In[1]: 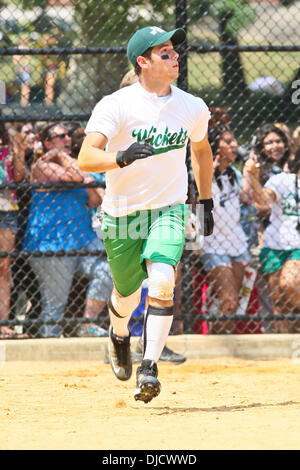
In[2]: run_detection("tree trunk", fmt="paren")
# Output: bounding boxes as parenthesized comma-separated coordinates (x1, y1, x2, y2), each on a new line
(219, 12, 247, 98)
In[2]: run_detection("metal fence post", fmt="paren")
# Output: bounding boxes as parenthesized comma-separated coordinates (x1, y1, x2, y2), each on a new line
(175, 0, 188, 92)
(175, 0, 194, 330)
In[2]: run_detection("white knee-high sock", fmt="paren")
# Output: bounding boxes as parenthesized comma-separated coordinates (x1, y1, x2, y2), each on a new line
(143, 305, 173, 363)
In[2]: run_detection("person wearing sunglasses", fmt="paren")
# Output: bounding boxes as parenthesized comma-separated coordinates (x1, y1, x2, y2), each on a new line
(43, 123, 72, 154)
(22, 122, 113, 339)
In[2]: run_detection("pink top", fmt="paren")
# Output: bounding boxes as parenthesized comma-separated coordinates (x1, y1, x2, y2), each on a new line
(0, 146, 19, 211)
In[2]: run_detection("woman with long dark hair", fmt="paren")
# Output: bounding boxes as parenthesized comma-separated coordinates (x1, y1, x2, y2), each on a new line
(244, 147, 300, 332)
(242, 124, 290, 231)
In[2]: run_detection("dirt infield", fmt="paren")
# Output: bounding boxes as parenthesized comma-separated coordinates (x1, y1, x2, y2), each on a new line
(0, 358, 299, 450)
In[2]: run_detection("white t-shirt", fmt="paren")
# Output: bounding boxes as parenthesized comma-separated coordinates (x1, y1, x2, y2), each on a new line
(263, 172, 300, 250)
(201, 168, 248, 256)
(85, 81, 210, 216)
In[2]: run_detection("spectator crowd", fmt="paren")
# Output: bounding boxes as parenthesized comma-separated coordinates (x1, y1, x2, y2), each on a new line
(1, 99, 300, 339)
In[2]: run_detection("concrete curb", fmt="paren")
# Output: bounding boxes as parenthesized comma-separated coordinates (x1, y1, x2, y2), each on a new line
(1, 334, 300, 362)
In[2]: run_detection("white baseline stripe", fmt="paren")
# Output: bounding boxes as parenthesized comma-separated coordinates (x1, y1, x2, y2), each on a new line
(0, 343, 6, 363)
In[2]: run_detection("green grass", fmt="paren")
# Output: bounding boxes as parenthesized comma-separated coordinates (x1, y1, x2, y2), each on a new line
(186, 49, 300, 142)
(241, 51, 299, 85)
(187, 51, 299, 92)
(188, 52, 223, 90)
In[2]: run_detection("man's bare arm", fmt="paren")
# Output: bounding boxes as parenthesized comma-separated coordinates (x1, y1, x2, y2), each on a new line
(190, 134, 213, 199)
(78, 132, 119, 173)
(190, 134, 214, 236)
(78, 132, 155, 172)
(243, 159, 276, 206)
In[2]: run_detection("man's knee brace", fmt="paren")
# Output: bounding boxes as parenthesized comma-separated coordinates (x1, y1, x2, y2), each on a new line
(146, 261, 175, 301)
(108, 286, 142, 318)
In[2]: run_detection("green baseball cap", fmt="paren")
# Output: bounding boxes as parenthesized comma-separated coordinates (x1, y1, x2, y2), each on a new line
(127, 26, 186, 66)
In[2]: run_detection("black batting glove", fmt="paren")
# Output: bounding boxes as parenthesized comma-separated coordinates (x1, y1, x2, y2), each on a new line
(116, 142, 155, 168)
(199, 198, 214, 236)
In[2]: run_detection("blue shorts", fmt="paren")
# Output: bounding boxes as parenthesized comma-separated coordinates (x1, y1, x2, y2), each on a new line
(201, 250, 250, 271)
(0, 211, 18, 234)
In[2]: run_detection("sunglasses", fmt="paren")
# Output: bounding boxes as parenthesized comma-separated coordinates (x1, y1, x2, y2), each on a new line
(50, 132, 69, 140)
(23, 129, 35, 135)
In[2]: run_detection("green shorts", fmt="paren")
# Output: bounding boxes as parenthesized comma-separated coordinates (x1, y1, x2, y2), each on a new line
(260, 247, 300, 274)
(101, 204, 188, 296)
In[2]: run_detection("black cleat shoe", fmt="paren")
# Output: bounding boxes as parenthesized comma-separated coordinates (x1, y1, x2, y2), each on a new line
(159, 345, 186, 364)
(134, 359, 161, 403)
(132, 338, 186, 364)
(108, 326, 132, 381)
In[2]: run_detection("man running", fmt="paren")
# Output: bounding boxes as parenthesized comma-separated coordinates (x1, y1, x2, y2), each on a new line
(78, 25, 214, 403)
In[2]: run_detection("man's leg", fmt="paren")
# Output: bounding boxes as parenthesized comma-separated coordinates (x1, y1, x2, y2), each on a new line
(134, 205, 187, 402)
(108, 285, 142, 381)
(134, 261, 175, 403)
(101, 211, 149, 380)
(133, 285, 186, 364)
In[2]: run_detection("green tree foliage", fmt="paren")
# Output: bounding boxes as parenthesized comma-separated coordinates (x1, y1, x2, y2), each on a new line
(189, 0, 256, 95)
(209, 0, 256, 40)
(6, 1, 257, 101)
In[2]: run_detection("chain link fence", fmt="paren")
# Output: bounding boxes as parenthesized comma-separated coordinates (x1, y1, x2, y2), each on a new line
(0, 0, 300, 339)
